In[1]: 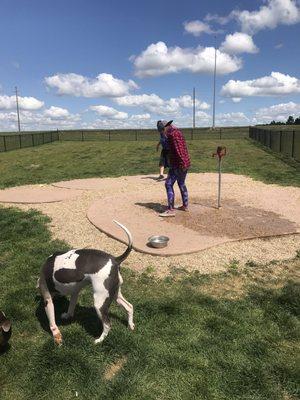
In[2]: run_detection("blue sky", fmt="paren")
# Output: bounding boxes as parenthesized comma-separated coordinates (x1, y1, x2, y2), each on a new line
(1, 0, 300, 130)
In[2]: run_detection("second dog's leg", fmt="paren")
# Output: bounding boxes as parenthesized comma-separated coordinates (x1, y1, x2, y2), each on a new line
(116, 291, 135, 330)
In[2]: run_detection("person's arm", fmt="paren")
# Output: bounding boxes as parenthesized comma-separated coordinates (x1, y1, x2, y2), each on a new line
(156, 141, 161, 152)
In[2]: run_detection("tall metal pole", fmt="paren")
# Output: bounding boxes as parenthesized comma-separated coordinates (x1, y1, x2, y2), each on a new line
(193, 87, 195, 129)
(15, 86, 21, 132)
(212, 37, 217, 130)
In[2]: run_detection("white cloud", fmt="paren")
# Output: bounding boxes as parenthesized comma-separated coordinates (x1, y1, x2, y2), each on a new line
(233, 0, 300, 35)
(90, 105, 128, 120)
(220, 32, 258, 54)
(232, 97, 242, 103)
(253, 101, 300, 123)
(275, 43, 284, 49)
(45, 73, 138, 98)
(221, 72, 300, 98)
(217, 112, 249, 125)
(44, 106, 70, 119)
(0, 95, 44, 110)
(183, 20, 221, 36)
(114, 93, 210, 115)
(0, 108, 81, 131)
(205, 0, 300, 35)
(130, 113, 151, 120)
(131, 41, 242, 78)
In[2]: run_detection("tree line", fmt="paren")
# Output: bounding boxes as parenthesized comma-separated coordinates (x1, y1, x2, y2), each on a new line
(269, 115, 300, 125)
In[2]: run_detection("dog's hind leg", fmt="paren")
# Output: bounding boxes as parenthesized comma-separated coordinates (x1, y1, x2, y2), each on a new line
(93, 292, 112, 344)
(39, 277, 62, 345)
(116, 290, 135, 331)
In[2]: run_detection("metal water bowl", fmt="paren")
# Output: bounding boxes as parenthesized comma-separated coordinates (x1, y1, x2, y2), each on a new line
(148, 235, 169, 248)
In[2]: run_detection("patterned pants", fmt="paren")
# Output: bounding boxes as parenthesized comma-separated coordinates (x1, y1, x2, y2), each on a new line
(165, 168, 188, 209)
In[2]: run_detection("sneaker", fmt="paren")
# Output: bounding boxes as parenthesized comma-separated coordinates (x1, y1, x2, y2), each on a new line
(159, 209, 175, 217)
(176, 205, 189, 211)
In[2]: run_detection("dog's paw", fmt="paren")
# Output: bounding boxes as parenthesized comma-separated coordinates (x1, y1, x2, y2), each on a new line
(61, 312, 72, 320)
(129, 323, 135, 331)
(54, 332, 63, 346)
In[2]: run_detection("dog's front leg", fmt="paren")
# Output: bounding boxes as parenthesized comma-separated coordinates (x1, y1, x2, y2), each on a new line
(61, 289, 80, 321)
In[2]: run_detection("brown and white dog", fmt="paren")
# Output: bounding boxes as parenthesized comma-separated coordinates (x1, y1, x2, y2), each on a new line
(38, 221, 134, 345)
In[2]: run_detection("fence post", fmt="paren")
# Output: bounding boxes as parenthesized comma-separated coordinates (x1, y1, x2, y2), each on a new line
(279, 130, 282, 153)
(42, 132, 45, 144)
(50, 131, 53, 142)
(219, 128, 222, 140)
(3, 136, 7, 152)
(57, 128, 60, 141)
(108, 130, 111, 141)
(135, 130, 138, 141)
(191, 128, 194, 140)
(32, 134, 34, 146)
(81, 131, 84, 141)
(292, 130, 295, 158)
(19, 134, 22, 148)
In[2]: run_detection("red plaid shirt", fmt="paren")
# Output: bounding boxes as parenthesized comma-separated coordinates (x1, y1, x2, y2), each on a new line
(166, 126, 191, 170)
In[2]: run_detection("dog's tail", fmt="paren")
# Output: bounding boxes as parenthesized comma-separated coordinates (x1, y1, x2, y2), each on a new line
(114, 220, 133, 264)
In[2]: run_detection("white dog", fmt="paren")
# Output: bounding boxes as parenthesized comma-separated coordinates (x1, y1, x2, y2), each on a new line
(38, 221, 134, 345)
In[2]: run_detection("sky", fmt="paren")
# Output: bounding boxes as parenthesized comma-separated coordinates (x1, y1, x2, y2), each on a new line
(1, 0, 300, 131)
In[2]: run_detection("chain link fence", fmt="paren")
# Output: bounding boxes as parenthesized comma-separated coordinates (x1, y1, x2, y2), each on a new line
(58, 126, 249, 141)
(0, 131, 59, 152)
(249, 127, 300, 161)
(0, 126, 249, 152)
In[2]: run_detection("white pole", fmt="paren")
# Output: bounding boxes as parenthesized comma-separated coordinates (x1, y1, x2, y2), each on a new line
(218, 156, 221, 208)
(15, 86, 21, 132)
(193, 87, 195, 129)
(212, 37, 217, 130)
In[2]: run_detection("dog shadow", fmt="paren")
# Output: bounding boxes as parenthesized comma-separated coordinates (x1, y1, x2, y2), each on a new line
(0, 343, 11, 355)
(135, 202, 166, 214)
(35, 295, 128, 339)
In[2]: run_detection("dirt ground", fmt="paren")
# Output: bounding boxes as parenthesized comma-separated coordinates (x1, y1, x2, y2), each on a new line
(1, 173, 300, 276)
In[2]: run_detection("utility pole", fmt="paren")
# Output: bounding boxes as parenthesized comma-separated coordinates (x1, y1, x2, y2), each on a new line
(15, 86, 21, 132)
(212, 36, 217, 130)
(193, 87, 195, 129)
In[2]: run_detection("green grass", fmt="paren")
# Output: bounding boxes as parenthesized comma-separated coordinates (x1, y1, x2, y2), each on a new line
(0, 207, 299, 400)
(0, 138, 299, 188)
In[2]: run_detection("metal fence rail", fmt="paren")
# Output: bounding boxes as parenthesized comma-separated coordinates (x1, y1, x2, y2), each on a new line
(58, 126, 249, 142)
(249, 127, 300, 161)
(0, 131, 59, 152)
(0, 126, 249, 153)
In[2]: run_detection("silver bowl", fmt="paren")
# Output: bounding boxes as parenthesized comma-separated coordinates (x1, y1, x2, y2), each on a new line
(148, 235, 169, 248)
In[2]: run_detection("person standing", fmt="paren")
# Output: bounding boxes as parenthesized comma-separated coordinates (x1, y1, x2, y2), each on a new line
(158, 120, 191, 217)
(156, 120, 170, 180)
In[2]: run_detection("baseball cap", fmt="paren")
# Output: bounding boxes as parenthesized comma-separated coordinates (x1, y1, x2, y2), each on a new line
(157, 120, 173, 131)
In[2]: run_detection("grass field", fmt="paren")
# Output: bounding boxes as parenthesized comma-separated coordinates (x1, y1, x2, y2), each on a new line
(0, 207, 299, 400)
(0, 137, 299, 399)
(0, 138, 299, 189)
